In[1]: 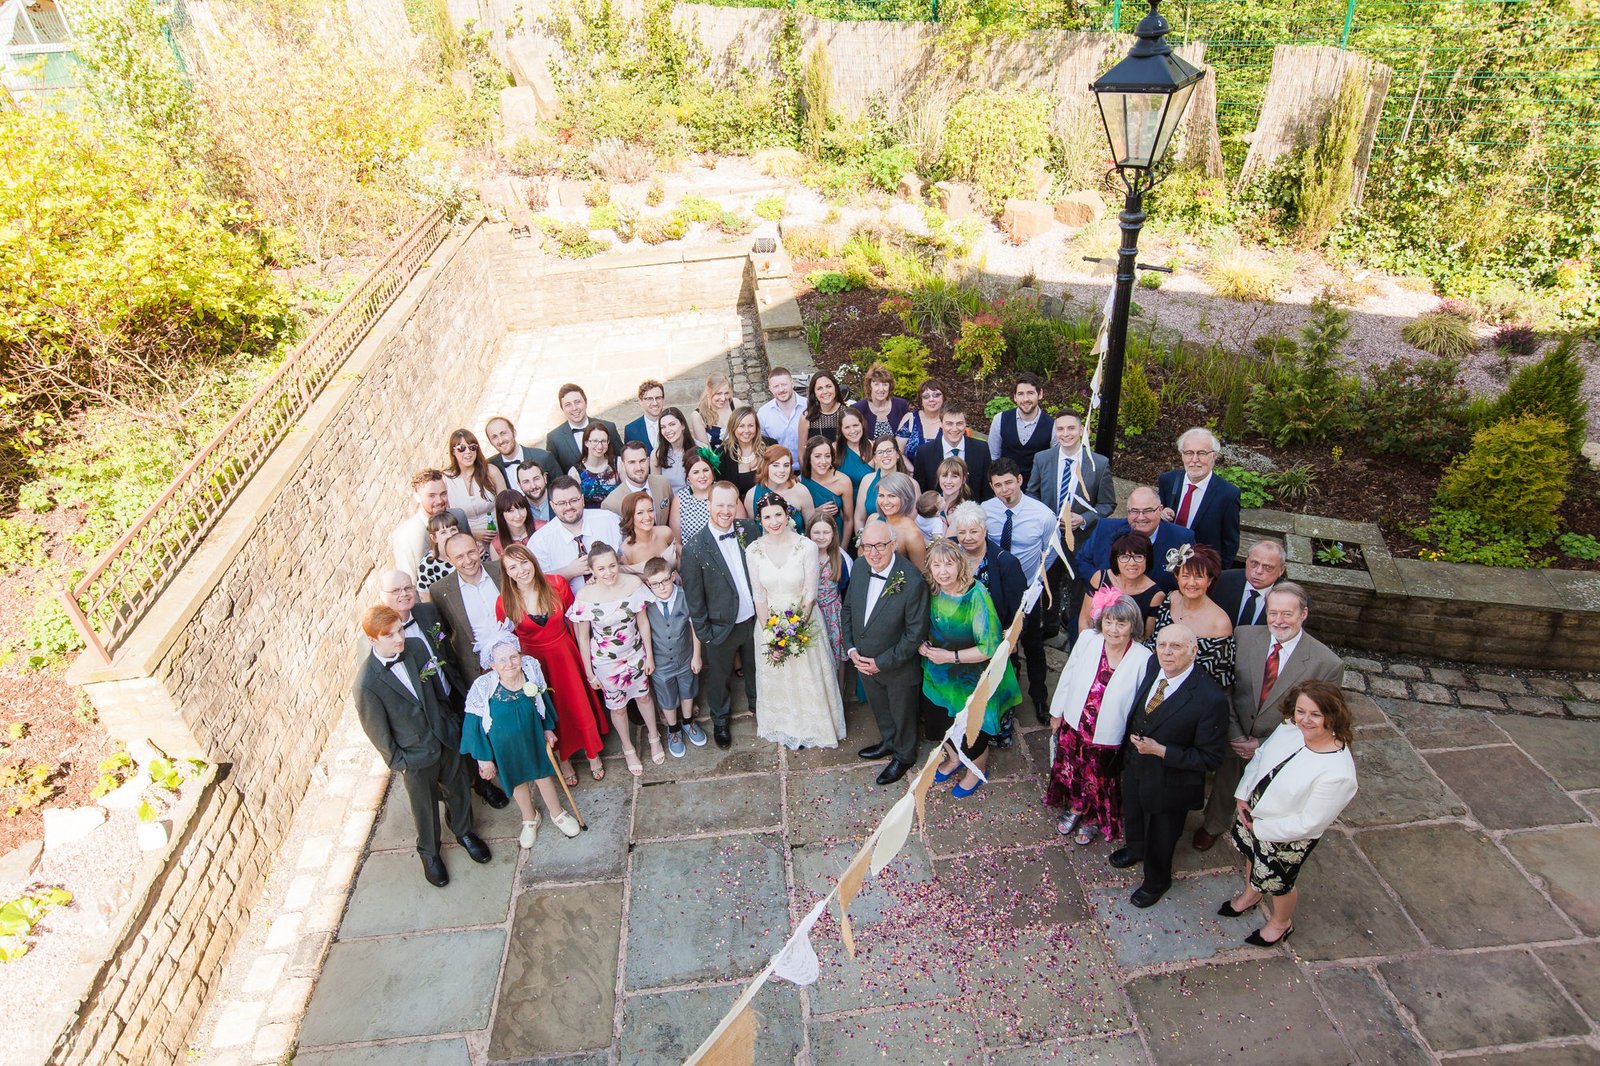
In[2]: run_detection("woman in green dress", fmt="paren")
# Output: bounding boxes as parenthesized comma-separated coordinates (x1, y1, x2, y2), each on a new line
(918, 538, 1022, 798)
(463, 640, 583, 848)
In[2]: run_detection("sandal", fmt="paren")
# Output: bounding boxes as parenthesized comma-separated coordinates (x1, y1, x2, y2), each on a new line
(1056, 811, 1083, 836)
(648, 735, 666, 765)
(560, 761, 578, 788)
(589, 758, 605, 782)
(623, 747, 644, 776)
(1074, 823, 1098, 846)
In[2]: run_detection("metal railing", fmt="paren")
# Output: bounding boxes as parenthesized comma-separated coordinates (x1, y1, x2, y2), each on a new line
(58, 207, 454, 665)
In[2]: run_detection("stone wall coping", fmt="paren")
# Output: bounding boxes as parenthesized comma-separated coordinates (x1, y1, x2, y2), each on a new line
(494, 228, 755, 276)
(65, 220, 486, 689)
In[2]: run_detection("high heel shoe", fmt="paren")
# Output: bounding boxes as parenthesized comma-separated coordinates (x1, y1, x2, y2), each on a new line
(934, 763, 960, 783)
(1245, 924, 1294, 946)
(1218, 893, 1262, 918)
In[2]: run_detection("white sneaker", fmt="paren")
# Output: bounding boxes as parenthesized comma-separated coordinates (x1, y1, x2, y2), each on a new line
(551, 810, 581, 838)
(519, 814, 540, 849)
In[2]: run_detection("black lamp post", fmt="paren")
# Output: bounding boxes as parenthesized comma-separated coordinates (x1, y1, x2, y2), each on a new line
(1089, 0, 1205, 459)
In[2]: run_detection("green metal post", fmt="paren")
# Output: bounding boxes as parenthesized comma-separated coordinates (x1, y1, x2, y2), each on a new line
(931, 0, 938, 21)
(1338, 0, 1356, 48)
(1112, 0, 1122, 32)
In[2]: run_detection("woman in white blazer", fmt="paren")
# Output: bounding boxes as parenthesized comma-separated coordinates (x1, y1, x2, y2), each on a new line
(1045, 591, 1153, 845)
(1220, 679, 1358, 947)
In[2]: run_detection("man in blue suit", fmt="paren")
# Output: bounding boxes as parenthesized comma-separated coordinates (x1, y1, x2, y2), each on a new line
(1158, 427, 1241, 568)
(624, 379, 667, 450)
(1076, 486, 1195, 593)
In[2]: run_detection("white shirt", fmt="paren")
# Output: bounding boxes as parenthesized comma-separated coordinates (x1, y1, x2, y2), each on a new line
(642, 416, 660, 450)
(1052, 446, 1093, 509)
(863, 564, 893, 622)
(710, 523, 755, 623)
(1174, 472, 1213, 527)
(651, 587, 681, 616)
(758, 397, 803, 463)
(375, 649, 419, 699)
(456, 570, 501, 655)
(529, 510, 624, 592)
(496, 450, 525, 489)
(1265, 629, 1303, 671)
(1143, 662, 1195, 715)
(938, 437, 968, 463)
(981, 494, 1057, 579)
(986, 408, 1045, 459)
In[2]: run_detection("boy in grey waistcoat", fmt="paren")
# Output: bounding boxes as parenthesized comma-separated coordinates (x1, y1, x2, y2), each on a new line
(643, 557, 704, 756)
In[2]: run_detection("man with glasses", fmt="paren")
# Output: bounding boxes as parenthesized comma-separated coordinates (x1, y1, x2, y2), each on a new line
(1075, 485, 1195, 594)
(625, 379, 669, 450)
(842, 517, 930, 786)
(377, 569, 511, 809)
(1158, 427, 1241, 568)
(528, 476, 623, 593)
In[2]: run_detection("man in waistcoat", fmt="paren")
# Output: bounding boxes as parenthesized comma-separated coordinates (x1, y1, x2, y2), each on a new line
(986, 374, 1055, 485)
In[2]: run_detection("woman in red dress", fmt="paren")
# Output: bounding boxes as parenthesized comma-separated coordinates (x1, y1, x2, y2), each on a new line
(497, 545, 608, 785)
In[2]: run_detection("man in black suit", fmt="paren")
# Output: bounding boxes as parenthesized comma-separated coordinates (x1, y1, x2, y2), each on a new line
(1158, 427, 1242, 568)
(485, 415, 563, 490)
(1110, 622, 1228, 908)
(912, 404, 990, 502)
(1208, 539, 1286, 627)
(843, 517, 931, 785)
(680, 482, 760, 749)
(379, 569, 509, 810)
(545, 383, 624, 473)
(353, 605, 491, 887)
(1076, 486, 1195, 594)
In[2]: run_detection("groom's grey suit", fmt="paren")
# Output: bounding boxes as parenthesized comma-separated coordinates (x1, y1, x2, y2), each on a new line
(681, 519, 761, 728)
(841, 552, 929, 764)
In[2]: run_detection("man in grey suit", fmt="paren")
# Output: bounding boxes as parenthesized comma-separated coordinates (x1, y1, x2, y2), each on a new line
(429, 534, 504, 683)
(844, 517, 930, 786)
(680, 482, 760, 750)
(1192, 582, 1346, 850)
(1025, 412, 1115, 534)
(545, 383, 624, 473)
(353, 605, 490, 887)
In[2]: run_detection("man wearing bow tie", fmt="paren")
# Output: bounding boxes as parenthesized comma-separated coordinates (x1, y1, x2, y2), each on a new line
(353, 605, 490, 888)
(681, 482, 761, 749)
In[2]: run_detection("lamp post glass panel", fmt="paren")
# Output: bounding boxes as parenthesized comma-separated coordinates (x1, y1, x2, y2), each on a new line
(1090, 0, 1204, 459)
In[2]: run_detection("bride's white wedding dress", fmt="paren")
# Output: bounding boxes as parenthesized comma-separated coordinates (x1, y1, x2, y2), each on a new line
(746, 535, 847, 750)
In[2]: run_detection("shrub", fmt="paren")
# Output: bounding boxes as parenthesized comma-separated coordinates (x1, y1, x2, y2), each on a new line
(1558, 532, 1600, 560)
(807, 270, 855, 294)
(1203, 245, 1283, 302)
(906, 274, 984, 340)
(1217, 465, 1274, 509)
(878, 336, 930, 398)
(646, 179, 666, 206)
(589, 204, 620, 231)
(1290, 71, 1366, 247)
(1401, 311, 1476, 358)
(676, 194, 721, 222)
(784, 225, 837, 260)
(1491, 339, 1589, 454)
(1411, 508, 1552, 568)
(0, 518, 44, 574)
(588, 138, 656, 183)
(954, 316, 1005, 379)
(1219, 377, 1249, 441)
(1119, 362, 1160, 438)
(1492, 323, 1539, 357)
(1360, 356, 1473, 463)
(660, 214, 687, 240)
(638, 218, 668, 244)
(1436, 415, 1573, 534)
(1010, 318, 1062, 379)
(755, 195, 784, 221)
(865, 143, 916, 193)
(940, 89, 1053, 211)
(505, 135, 566, 176)
(1246, 300, 1357, 445)
(679, 74, 794, 154)
(1270, 462, 1319, 503)
(984, 395, 1017, 420)
(799, 44, 833, 153)
(1138, 271, 1163, 291)
(1149, 168, 1235, 234)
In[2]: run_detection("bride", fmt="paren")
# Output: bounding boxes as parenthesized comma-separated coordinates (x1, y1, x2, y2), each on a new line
(746, 494, 847, 750)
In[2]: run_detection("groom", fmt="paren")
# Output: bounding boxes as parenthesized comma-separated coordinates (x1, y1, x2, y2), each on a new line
(843, 517, 929, 785)
(681, 482, 760, 749)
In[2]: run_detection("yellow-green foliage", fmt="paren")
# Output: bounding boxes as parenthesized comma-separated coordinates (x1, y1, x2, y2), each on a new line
(1203, 245, 1283, 302)
(1292, 72, 1366, 248)
(1119, 361, 1161, 438)
(1436, 414, 1573, 534)
(1401, 311, 1476, 358)
(940, 89, 1053, 211)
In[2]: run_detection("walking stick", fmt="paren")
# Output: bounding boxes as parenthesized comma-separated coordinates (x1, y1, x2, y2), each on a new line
(547, 736, 588, 831)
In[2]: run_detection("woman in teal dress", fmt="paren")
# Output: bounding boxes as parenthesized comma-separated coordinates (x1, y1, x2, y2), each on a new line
(463, 640, 583, 848)
(852, 434, 909, 535)
(801, 435, 855, 543)
(918, 538, 1022, 798)
(745, 444, 814, 533)
(836, 408, 875, 497)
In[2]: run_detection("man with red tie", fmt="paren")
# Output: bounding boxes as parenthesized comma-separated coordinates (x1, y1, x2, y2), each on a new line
(1191, 582, 1346, 851)
(1158, 427, 1241, 568)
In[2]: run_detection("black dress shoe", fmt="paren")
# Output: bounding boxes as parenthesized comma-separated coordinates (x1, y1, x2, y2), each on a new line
(875, 758, 912, 786)
(858, 742, 891, 760)
(713, 723, 733, 749)
(1107, 848, 1143, 869)
(475, 780, 511, 809)
(1130, 885, 1166, 909)
(1033, 702, 1051, 726)
(421, 853, 449, 887)
(456, 832, 491, 864)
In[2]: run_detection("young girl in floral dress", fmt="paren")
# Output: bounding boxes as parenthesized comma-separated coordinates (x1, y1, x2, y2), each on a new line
(567, 541, 663, 775)
(807, 512, 848, 691)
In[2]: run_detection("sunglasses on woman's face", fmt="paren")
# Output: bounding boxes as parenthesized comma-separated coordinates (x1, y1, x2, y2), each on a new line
(454, 443, 478, 453)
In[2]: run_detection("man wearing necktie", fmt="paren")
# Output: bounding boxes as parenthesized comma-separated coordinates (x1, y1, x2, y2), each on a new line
(1192, 583, 1345, 851)
(912, 404, 990, 500)
(1208, 539, 1286, 626)
(681, 483, 761, 749)
(1110, 623, 1228, 908)
(1158, 427, 1242, 568)
(353, 605, 490, 888)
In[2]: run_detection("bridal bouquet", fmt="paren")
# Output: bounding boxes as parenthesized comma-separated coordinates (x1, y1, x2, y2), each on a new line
(762, 607, 812, 667)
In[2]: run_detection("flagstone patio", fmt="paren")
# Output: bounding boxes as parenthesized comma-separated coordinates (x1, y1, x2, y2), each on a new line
(287, 660, 1600, 1065)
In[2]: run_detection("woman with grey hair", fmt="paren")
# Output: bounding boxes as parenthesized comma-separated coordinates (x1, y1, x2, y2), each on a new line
(1046, 592, 1153, 845)
(873, 471, 926, 571)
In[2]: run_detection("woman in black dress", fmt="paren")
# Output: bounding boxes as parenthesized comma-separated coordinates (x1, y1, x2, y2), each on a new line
(1078, 531, 1165, 638)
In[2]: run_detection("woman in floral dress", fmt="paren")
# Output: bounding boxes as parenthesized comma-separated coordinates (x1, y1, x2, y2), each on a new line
(567, 541, 662, 774)
(807, 512, 849, 687)
(571, 423, 621, 509)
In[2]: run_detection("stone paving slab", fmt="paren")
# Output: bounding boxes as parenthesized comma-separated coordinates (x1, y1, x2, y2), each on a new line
(968, 926, 1127, 1046)
(625, 834, 788, 990)
(789, 839, 935, 926)
(298, 929, 506, 1047)
(804, 915, 965, 1015)
(490, 882, 622, 1059)
(1502, 825, 1600, 935)
(518, 784, 632, 886)
(1310, 966, 1432, 1066)
(1091, 870, 1246, 969)
(1537, 941, 1600, 1022)
(295, 1038, 472, 1066)
(1425, 746, 1589, 830)
(1380, 950, 1590, 1053)
(786, 764, 904, 846)
(1357, 823, 1572, 948)
(1126, 957, 1349, 1065)
(1170, 811, 1241, 877)
(1496, 717, 1600, 790)
(633, 773, 782, 839)
(341, 846, 517, 938)
(807, 1004, 983, 1064)
(785, 701, 879, 771)
(1287, 831, 1423, 961)
(1343, 691, 1391, 727)
(619, 982, 804, 1065)
(1381, 699, 1508, 749)
(987, 1034, 1148, 1064)
(645, 713, 780, 782)
(921, 777, 1061, 856)
(368, 775, 525, 851)
(933, 845, 1088, 928)
(1339, 733, 1465, 826)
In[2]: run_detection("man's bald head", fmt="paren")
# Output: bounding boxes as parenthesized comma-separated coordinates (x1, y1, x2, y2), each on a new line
(1153, 622, 1198, 674)
(1127, 486, 1162, 536)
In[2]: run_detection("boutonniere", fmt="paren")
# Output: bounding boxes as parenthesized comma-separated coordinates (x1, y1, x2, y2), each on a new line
(428, 622, 445, 643)
(881, 571, 906, 598)
(419, 658, 441, 683)
(736, 525, 751, 550)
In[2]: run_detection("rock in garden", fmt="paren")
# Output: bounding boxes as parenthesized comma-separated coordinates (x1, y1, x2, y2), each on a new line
(499, 86, 542, 143)
(896, 172, 924, 202)
(43, 807, 106, 853)
(136, 821, 170, 853)
(505, 38, 561, 119)
(0, 839, 42, 890)
(1002, 199, 1055, 243)
(1054, 191, 1106, 228)
(96, 774, 147, 811)
(476, 177, 519, 215)
(1021, 156, 1052, 199)
(934, 181, 981, 221)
